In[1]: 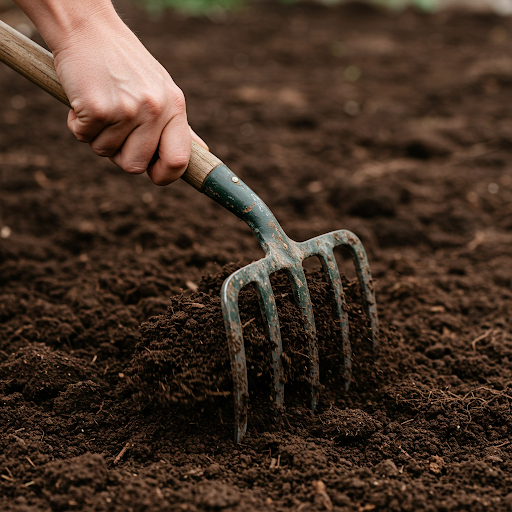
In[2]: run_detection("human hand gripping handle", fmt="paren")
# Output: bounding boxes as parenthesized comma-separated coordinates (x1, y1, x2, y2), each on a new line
(0, 20, 224, 191)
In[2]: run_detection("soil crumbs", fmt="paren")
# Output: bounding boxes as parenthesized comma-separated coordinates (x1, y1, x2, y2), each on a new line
(2, 1, 512, 510)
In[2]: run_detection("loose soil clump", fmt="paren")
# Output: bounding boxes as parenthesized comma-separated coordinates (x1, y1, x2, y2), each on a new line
(2, 1, 512, 510)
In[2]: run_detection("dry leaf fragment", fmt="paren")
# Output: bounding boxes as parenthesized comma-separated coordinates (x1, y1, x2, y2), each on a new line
(313, 480, 333, 511)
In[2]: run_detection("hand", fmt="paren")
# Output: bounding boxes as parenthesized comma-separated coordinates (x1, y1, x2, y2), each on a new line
(48, 6, 207, 185)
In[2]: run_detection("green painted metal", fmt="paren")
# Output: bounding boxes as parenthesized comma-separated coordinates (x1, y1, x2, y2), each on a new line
(203, 164, 379, 443)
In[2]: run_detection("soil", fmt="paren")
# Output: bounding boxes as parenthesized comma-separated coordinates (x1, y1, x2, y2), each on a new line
(2, 1, 512, 510)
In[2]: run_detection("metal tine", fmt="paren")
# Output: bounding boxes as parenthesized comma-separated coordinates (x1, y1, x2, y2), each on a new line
(221, 265, 253, 443)
(253, 275, 285, 420)
(284, 266, 320, 411)
(330, 230, 380, 358)
(221, 260, 286, 443)
(299, 230, 379, 360)
(316, 249, 352, 390)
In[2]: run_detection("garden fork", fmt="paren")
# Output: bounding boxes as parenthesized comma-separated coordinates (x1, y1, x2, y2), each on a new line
(0, 20, 379, 443)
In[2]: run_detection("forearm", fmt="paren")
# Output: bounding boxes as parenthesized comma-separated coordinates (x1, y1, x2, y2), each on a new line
(12, 0, 125, 51)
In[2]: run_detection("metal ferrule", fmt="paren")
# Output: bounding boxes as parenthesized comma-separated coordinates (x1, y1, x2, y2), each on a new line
(203, 164, 291, 257)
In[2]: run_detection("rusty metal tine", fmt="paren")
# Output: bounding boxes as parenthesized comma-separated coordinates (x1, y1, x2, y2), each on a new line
(301, 231, 379, 357)
(221, 265, 253, 443)
(254, 276, 285, 418)
(285, 266, 320, 411)
(221, 260, 286, 442)
(317, 249, 352, 390)
(296, 239, 352, 389)
(330, 230, 380, 359)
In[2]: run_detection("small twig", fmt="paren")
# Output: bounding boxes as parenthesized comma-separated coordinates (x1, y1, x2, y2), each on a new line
(465, 402, 472, 425)
(113, 442, 132, 464)
(205, 390, 231, 397)
(9, 434, 26, 446)
(26, 457, 35, 468)
(491, 440, 510, 449)
(471, 329, 492, 352)
(468, 386, 512, 401)
(124, 287, 138, 297)
(242, 317, 257, 329)
(183, 302, 205, 308)
(399, 446, 411, 459)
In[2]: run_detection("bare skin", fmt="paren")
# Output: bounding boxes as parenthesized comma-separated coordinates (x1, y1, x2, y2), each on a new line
(13, 0, 208, 186)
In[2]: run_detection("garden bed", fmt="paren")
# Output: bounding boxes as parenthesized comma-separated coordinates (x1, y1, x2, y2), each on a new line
(2, 1, 512, 510)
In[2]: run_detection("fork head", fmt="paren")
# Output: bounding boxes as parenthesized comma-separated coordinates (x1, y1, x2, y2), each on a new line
(202, 165, 379, 443)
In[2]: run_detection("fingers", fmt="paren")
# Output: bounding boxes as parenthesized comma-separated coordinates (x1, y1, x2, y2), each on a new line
(146, 113, 192, 186)
(67, 100, 126, 144)
(66, 87, 206, 185)
(67, 109, 104, 143)
(108, 122, 208, 184)
(69, 108, 141, 160)
(109, 122, 162, 175)
(89, 121, 138, 158)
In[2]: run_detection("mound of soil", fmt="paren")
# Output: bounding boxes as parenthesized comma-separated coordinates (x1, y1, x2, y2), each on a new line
(2, 1, 512, 510)
(127, 265, 378, 414)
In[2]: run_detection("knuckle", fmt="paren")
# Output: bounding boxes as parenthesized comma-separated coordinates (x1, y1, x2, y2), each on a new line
(90, 139, 119, 158)
(89, 102, 113, 123)
(73, 131, 90, 143)
(73, 96, 113, 124)
(172, 89, 186, 114)
(124, 164, 147, 175)
(120, 99, 138, 121)
(162, 152, 189, 172)
(142, 93, 165, 118)
(92, 145, 117, 158)
(139, 87, 186, 121)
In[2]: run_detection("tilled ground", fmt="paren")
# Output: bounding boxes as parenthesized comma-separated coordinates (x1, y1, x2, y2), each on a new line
(2, 1, 512, 510)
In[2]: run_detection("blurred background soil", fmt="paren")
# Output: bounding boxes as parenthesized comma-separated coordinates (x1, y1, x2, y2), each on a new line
(2, 0, 512, 510)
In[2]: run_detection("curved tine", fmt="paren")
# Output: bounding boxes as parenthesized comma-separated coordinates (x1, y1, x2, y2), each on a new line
(285, 266, 320, 411)
(255, 276, 285, 419)
(298, 239, 352, 389)
(330, 230, 380, 358)
(316, 249, 352, 390)
(221, 264, 260, 443)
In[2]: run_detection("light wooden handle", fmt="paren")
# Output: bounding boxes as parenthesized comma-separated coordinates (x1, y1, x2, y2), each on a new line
(0, 20, 223, 191)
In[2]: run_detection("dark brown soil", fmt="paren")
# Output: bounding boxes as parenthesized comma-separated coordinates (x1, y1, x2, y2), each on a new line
(2, 1, 512, 510)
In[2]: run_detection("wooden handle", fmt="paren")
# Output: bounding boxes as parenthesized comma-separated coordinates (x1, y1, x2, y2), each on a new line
(0, 20, 223, 191)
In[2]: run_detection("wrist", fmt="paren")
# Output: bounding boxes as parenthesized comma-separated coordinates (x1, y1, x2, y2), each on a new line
(13, 0, 125, 52)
